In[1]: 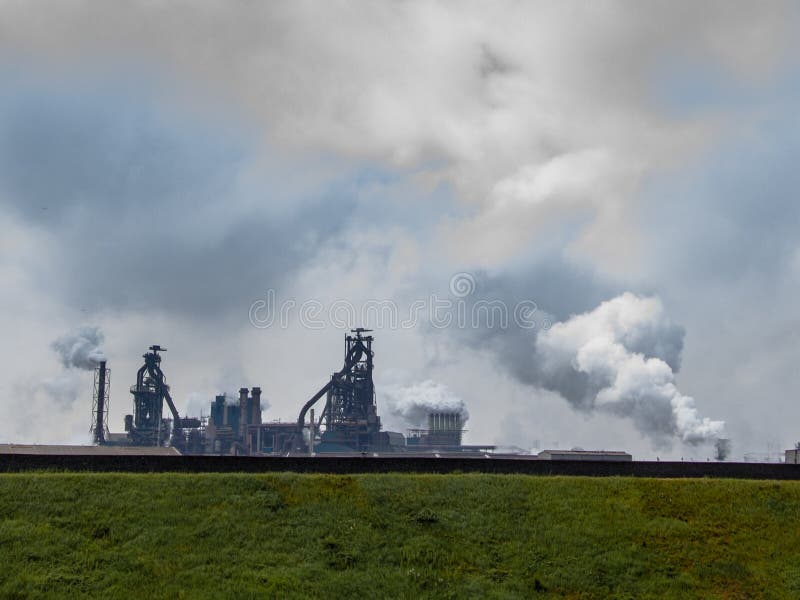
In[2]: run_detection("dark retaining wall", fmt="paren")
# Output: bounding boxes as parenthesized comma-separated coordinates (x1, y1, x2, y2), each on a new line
(2, 454, 800, 479)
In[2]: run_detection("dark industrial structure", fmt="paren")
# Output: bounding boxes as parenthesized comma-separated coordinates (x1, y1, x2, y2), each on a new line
(205, 388, 262, 454)
(407, 412, 464, 449)
(90, 360, 109, 445)
(293, 328, 401, 453)
(123, 346, 203, 453)
(94, 331, 485, 456)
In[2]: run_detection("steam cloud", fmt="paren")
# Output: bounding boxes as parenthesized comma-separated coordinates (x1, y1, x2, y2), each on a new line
(18, 326, 107, 425)
(51, 326, 105, 370)
(383, 380, 469, 428)
(533, 293, 724, 445)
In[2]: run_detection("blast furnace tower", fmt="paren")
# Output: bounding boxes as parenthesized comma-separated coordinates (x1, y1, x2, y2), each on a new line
(295, 329, 387, 452)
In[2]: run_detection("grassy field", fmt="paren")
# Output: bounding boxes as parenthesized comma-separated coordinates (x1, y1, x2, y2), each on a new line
(1, 473, 799, 598)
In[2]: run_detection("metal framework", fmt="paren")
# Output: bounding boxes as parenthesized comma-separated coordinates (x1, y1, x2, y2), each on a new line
(128, 345, 184, 448)
(90, 361, 110, 444)
(294, 329, 383, 452)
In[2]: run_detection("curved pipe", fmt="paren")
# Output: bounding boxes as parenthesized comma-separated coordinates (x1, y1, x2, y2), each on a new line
(295, 342, 365, 432)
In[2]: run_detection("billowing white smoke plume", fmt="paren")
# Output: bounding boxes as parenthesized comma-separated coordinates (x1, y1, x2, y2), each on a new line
(534, 293, 724, 445)
(51, 326, 105, 370)
(383, 380, 469, 428)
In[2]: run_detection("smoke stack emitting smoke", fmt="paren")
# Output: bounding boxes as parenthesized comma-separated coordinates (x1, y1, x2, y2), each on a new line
(383, 380, 469, 428)
(21, 326, 108, 424)
(533, 293, 724, 445)
(51, 326, 106, 370)
(47, 312, 720, 448)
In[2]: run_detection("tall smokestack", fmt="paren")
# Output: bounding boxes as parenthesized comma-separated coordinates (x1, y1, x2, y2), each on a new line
(93, 360, 108, 444)
(251, 387, 262, 425)
(239, 387, 249, 438)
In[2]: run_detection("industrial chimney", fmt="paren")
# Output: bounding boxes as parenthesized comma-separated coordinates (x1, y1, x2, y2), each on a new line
(239, 387, 250, 439)
(426, 411, 463, 447)
(250, 387, 262, 425)
(91, 360, 110, 444)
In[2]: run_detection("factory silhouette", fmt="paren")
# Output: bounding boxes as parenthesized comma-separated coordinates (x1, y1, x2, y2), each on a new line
(91, 329, 510, 457)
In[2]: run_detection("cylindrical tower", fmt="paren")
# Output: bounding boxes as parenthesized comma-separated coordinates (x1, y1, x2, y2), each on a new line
(91, 360, 110, 444)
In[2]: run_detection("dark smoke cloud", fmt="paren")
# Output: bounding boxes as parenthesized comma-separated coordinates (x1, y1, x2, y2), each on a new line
(0, 79, 355, 317)
(441, 265, 723, 446)
(436, 256, 620, 385)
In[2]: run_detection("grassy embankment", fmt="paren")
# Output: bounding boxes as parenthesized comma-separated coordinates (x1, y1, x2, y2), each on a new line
(1, 473, 800, 598)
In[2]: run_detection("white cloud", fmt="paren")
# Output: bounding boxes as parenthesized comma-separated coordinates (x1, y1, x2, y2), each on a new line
(382, 380, 469, 429)
(536, 293, 724, 446)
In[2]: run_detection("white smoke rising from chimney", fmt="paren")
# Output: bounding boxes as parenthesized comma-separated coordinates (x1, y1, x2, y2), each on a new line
(12, 327, 106, 432)
(383, 380, 469, 428)
(535, 293, 724, 445)
(51, 326, 105, 370)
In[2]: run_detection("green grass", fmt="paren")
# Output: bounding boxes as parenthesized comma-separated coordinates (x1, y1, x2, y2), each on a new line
(1, 474, 799, 598)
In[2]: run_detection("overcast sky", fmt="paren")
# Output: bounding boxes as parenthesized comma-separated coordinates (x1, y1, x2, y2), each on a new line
(1, 1, 798, 459)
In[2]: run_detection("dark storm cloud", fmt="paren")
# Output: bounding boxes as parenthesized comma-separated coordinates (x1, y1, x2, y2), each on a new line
(0, 77, 355, 316)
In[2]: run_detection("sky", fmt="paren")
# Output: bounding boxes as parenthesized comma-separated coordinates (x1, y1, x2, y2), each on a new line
(0, 1, 799, 460)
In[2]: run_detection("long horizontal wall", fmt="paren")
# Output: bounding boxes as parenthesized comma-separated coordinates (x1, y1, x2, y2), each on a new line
(3, 454, 800, 479)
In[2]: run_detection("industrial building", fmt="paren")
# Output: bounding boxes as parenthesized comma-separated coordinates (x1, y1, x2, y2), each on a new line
(91, 329, 492, 456)
(205, 388, 263, 454)
(0, 444, 180, 456)
(86, 331, 641, 460)
(536, 450, 632, 462)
